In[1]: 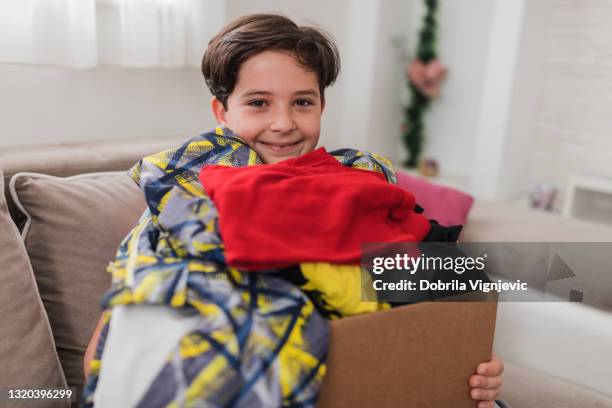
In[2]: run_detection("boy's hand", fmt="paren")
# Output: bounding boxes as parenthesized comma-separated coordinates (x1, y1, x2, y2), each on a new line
(468, 352, 504, 408)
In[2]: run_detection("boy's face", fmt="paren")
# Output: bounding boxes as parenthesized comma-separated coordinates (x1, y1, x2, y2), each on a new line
(211, 50, 324, 164)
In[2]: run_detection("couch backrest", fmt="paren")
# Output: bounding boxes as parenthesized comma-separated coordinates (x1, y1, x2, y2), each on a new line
(0, 135, 185, 229)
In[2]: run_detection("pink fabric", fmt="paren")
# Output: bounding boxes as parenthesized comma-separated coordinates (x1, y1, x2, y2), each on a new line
(396, 170, 474, 227)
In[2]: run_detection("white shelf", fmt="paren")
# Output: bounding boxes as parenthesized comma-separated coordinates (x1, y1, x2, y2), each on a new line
(562, 175, 612, 226)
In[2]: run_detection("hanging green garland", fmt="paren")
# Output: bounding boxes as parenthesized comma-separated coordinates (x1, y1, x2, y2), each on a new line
(402, 0, 445, 168)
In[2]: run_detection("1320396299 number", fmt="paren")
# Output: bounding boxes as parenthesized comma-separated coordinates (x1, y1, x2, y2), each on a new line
(2, 388, 75, 401)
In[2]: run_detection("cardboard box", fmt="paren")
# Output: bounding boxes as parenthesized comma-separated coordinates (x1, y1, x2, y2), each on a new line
(317, 299, 497, 408)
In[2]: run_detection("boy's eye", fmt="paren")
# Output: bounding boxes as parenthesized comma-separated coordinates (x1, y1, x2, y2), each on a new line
(295, 99, 313, 107)
(248, 100, 267, 108)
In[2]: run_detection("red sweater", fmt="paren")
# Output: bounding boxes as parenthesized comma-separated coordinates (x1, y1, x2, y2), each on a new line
(199, 148, 431, 270)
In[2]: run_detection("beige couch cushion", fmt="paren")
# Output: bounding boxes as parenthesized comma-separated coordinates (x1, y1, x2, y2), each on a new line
(0, 167, 67, 395)
(502, 361, 612, 408)
(9, 171, 146, 401)
(463, 200, 612, 242)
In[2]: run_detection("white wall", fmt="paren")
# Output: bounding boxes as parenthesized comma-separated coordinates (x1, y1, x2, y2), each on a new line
(470, 0, 612, 204)
(470, 0, 527, 200)
(0, 64, 214, 146)
(420, 0, 497, 181)
(364, 0, 418, 165)
(523, 0, 612, 202)
(339, 0, 381, 154)
(494, 0, 547, 201)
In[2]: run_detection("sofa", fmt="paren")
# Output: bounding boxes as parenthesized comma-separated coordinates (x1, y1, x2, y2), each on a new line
(1, 135, 612, 408)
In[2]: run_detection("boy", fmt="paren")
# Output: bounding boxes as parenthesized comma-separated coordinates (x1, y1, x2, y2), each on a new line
(84, 13, 504, 407)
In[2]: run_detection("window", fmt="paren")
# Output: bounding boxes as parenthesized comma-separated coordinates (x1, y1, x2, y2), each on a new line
(0, 0, 225, 68)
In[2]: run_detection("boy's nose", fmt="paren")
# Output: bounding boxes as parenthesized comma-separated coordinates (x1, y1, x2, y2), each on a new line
(269, 110, 297, 133)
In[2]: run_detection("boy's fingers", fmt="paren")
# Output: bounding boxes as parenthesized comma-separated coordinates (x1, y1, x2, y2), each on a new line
(478, 402, 494, 408)
(471, 388, 500, 401)
(470, 375, 503, 390)
(478, 356, 504, 376)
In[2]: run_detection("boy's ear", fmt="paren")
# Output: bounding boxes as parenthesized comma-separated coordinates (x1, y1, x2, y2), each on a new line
(211, 96, 227, 125)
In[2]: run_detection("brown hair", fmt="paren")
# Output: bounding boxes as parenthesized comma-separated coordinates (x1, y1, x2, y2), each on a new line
(202, 13, 340, 109)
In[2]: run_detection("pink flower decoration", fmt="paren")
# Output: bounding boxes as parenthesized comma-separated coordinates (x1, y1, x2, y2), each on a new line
(407, 58, 448, 98)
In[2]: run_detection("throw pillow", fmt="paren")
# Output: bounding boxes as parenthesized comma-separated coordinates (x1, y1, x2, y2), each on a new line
(0, 166, 67, 394)
(9, 171, 145, 401)
(396, 170, 474, 227)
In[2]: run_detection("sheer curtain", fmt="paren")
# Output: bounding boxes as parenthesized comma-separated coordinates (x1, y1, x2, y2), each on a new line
(0, 0, 225, 68)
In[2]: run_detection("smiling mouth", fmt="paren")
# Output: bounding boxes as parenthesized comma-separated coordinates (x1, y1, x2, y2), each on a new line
(258, 140, 303, 151)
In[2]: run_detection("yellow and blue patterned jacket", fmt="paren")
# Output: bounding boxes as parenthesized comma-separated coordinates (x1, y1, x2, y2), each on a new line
(82, 127, 396, 407)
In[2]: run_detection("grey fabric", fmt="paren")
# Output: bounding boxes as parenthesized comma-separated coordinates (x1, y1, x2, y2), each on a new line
(0, 166, 68, 407)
